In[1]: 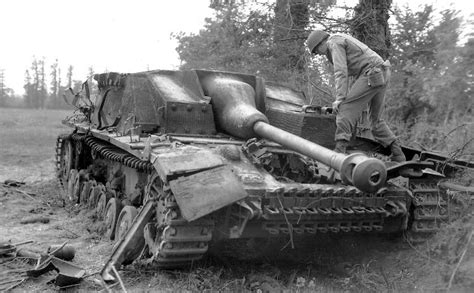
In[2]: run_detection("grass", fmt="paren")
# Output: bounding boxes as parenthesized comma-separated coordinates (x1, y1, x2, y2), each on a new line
(0, 107, 72, 182)
(0, 108, 71, 165)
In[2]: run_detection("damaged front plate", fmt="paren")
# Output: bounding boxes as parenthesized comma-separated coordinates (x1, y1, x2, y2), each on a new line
(170, 165, 248, 221)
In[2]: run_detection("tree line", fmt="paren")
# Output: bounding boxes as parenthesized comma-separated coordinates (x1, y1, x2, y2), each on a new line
(173, 0, 473, 158)
(0, 56, 88, 109)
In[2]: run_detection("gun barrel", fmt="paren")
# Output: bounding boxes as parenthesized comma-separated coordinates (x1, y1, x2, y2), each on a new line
(253, 121, 386, 193)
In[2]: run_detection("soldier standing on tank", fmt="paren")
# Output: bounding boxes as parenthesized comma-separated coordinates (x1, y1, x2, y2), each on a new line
(306, 30, 406, 162)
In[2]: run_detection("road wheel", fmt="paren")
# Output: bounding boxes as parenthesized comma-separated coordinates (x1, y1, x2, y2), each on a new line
(115, 206, 138, 241)
(89, 183, 105, 209)
(96, 190, 108, 220)
(105, 198, 122, 240)
(71, 170, 85, 203)
(114, 205, 141, 265)
(67, 169, 78, 201)
(80, 180, 95, 205)
(57, 138, 74, 186)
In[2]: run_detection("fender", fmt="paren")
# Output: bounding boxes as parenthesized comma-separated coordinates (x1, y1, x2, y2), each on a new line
(169, 165, 248, 221)
(151, 147, 224, 181)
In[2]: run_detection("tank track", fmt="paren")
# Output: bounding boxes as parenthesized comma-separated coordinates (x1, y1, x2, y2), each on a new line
(257, 185, 407, 235)
(73, 133, 155, 173)
(57, 132, 213, 268)
(55, 133, 72, 187)
(144, 174, 214, 267)
(406, 178, 448, 243)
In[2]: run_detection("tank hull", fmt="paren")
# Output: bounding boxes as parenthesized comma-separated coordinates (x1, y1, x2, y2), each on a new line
(54, 69, 470, 280)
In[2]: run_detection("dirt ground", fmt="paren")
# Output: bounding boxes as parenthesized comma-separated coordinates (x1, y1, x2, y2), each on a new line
(1, 108, 473, 292)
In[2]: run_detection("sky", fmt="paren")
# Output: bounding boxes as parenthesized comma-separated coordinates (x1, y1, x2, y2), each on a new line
(0, 0, 473, 95)
(0, 0, 213, 95)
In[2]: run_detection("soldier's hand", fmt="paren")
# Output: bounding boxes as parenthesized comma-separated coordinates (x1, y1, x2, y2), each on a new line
(332, 100, 342, 114)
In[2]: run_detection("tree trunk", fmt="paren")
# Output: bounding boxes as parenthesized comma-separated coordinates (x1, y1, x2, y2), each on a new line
(350, 0, 392, 59)
(273, 0, 310, 72)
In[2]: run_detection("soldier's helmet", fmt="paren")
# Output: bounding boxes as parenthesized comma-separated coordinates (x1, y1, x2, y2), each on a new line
(306, 30, 329, 54)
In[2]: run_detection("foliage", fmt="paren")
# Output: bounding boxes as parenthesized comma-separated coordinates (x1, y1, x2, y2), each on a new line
(173, 2, 282, 80)
(0, 69, 11, 107)
(350, 0, 392, 59)
(173, 0, 341, 104)
(388, 4, 473, 157)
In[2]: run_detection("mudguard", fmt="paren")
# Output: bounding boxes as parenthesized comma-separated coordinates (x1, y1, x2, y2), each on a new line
(169, 165, 248, 221)
(386, 160, 436, 179)
(151, 147, 224, 180)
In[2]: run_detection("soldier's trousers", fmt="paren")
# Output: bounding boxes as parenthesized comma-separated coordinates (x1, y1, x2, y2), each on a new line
(335, 66, 396, 147)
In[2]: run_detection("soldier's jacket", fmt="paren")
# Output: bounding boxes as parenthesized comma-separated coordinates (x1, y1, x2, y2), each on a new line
(326, 34, 384, 102)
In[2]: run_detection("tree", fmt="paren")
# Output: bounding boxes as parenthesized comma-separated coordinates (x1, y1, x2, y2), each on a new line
(350, 0, 392, 59)
(50, 59, 60, 103)
(38, 58, 47, 108)
(66, 65, 73, 89)
(174, 0, 333, 92)
(387, 4, 473, 155)
(387, 5, 437, 128)
(21, 56, 48, 108)
(273, 0, 310, 73)
(24, 69, 33, 108)
(174, 2, 274, 75)
(0, 69, 5, 107)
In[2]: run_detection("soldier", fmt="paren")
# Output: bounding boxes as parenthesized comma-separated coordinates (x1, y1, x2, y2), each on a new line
(306, 30, 406, 162)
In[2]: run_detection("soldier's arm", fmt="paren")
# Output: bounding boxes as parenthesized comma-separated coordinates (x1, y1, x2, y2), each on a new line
(328, 41, 349, 102)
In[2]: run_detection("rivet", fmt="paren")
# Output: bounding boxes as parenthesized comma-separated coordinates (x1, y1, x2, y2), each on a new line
(169, 227, 177, 236)
(186, 105, 193, 112)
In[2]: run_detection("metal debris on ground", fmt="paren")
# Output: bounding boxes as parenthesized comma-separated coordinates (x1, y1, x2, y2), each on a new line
(0, 241, 34, 257)
(0, 240, 86, 290)
(47, 244, 76, 261)
(2, 179, 26, 187)
(1, 180, 38, 201)
(19, 216, 50, 225)
(27, 256, 86, 288)
(0, 240, 34, 291)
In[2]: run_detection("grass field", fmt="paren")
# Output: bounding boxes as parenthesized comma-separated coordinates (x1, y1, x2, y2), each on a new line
(0, 108, 71, 182)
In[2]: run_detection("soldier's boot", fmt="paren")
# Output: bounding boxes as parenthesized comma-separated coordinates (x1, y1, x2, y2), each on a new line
(390, 140, 406, 162)
(334, 140, 349, 154)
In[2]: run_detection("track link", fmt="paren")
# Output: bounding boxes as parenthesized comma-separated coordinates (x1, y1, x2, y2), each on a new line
(82, 135, 154, 173)
(144, 175, 214, 268)
(55, 133, 72, 187)
(407, 178, 448, 243)
(256, 183, 410, 235)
